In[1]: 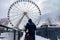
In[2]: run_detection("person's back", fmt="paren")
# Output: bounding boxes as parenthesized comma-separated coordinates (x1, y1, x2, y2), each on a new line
(25, 19, 36, 40)
(26, 22, 36, 36)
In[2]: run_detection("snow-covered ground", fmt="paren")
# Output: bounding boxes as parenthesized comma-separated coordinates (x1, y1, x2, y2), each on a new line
(0, 32, 60, 40)
(0, 32, 50, 40)
(21, 33, 60, 40)
(21, 35, 50, 40)
(20, 33, 50, 40)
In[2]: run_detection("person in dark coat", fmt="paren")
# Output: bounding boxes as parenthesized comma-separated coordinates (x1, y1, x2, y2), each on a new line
(25, 19, 36, 40)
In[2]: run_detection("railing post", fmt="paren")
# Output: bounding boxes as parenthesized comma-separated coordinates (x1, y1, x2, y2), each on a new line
(18, 31, 20, 40)
(14, 30, 16, 40)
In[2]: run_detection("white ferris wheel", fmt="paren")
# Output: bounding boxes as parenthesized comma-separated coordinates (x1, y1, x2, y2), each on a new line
(7, 0, 41, 30)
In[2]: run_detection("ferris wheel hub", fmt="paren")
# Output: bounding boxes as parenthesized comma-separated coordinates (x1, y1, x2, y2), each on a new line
(23, 12, 27, 15)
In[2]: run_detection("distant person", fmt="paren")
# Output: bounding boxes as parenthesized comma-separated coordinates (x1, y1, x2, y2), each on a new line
(25, 19, 36, 40)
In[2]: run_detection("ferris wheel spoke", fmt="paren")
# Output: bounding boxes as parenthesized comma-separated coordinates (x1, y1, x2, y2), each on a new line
(9, 13, 21, 17)
(29, 6, 36, 11)
(27, 12, 40, 21)
(26, 2, 29, 9)
(25, 14, 30, 19)
(29, 7, 38, 12)
(11, 8, 22, 14)
(17, 3, 22, 9)
(9, 15, 21, 21)
(28, 3, 32, 9)
(10, 11, 19, 13)
(10, 12, 20, 14)
(17, 3, 24, 12)
(10, 11, 22, 15)
(14, 5, 23, 12)
(27, 2, 29, 9)
(17, 3, 21, 7)
(32, 10, 39, 13)
(15, 14, 25, 29)
(26, 2, 28, 8)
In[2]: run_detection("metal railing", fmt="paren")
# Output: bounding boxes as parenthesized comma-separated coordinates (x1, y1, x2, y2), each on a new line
(0, 24, 23, 40)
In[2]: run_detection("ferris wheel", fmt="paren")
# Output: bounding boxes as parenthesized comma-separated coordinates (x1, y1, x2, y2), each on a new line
(7, 0, 41, 30)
